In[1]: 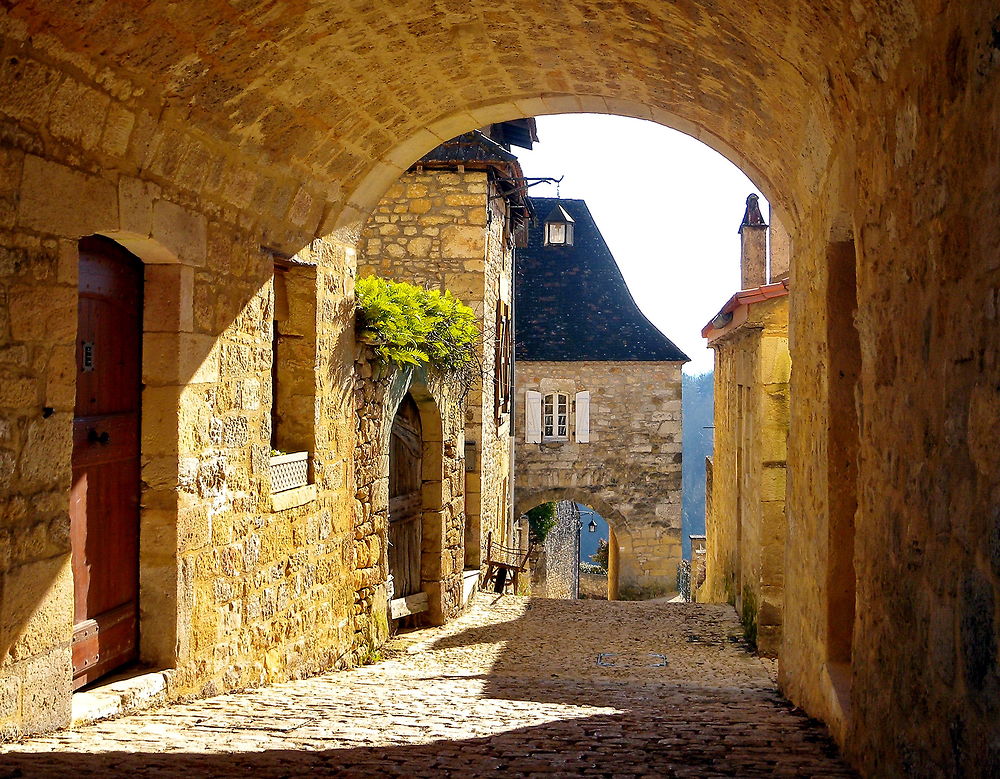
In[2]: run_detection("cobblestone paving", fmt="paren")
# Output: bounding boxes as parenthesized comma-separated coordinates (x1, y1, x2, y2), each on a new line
(0, 597, 856, 777)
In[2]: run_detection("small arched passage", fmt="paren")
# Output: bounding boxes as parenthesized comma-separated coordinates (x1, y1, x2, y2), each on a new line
(516, 489, 636, 601)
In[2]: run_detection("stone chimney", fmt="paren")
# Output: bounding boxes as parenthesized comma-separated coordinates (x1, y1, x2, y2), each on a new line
(739, 193, 767, 289)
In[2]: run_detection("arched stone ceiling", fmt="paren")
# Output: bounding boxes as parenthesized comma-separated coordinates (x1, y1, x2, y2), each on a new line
(5, 0, 926, 238)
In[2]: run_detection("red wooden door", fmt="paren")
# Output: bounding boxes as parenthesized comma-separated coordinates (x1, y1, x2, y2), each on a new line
(70, 236, 143, 689)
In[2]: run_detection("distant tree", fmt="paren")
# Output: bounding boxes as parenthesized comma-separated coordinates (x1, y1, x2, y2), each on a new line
(526, 502, 558, 543)
(682, 371, 714, 556)
(590, 538, 609, 571)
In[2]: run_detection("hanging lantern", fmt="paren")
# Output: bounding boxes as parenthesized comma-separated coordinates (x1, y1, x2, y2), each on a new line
(588, 518, 598, 533)
(543, 204, 575, 246)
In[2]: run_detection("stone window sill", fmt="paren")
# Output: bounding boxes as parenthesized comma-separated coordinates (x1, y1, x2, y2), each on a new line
(271, 483, 317, 512)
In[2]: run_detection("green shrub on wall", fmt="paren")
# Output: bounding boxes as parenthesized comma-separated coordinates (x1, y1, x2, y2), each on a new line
(526, 502, 558, 543)
(356, 276, 478, 370)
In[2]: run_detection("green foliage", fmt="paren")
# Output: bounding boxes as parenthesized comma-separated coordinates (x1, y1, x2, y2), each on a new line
(525, 502, 558, 542)
(355, 276, 478, 370)
(590, 537, 609, 571)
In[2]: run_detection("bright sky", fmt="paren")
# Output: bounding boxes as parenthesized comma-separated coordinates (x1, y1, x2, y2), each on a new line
(515, 114, 769, 375)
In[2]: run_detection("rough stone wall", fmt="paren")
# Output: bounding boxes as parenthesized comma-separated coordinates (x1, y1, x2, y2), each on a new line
(0, 29, 358, 737)
(178, 242, 357, 699)
(530, 501, 580, 600)
(579, 572, 609, 600)
(700, 295, 789, 656)
(0, 181, 359, 738)
(352, 356, 467, 653)
(356, 168, 513, 571)
(778, 9, 1000, 773)
(514, 361, 683, 597)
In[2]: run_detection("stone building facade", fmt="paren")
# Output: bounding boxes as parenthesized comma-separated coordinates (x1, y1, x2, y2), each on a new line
(514, 198, 688, 599)
(356, 126, 530, 578)
(0, 3, 997, 774)
(697, 195, 791, 657)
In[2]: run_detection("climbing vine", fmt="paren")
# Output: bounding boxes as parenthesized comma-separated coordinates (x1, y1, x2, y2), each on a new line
(355, 276, 478, 370)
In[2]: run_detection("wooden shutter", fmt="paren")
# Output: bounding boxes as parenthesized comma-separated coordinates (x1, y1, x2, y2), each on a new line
(525, 390, 542, 443)
(575, 390, 591, 443)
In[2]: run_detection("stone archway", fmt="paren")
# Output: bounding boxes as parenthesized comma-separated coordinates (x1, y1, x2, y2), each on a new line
(515, 488, 642, 601)
(331, 94, 787, 238)
(387, 383, 450, 627)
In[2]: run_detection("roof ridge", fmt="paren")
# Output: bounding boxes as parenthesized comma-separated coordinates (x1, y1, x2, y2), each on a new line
(515, 197, 689, 363)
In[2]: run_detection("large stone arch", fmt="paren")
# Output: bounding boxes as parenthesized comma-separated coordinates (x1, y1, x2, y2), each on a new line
(1, 0, 859, 255)
(331, 95, 788, 238)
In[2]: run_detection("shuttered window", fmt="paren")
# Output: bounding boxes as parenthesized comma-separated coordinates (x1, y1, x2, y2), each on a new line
(542, 392, 569, 441)
(494, 302, 512, 422)
(525, 390, 542, 443)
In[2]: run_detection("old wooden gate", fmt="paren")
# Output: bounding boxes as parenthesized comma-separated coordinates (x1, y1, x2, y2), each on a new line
(70, 236, 143, 689)
(388, 394, 423, 609)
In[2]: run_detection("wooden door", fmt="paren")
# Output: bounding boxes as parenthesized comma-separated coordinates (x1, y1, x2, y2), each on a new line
(70, 236, 143, 689)
(388, 395, 422, 599)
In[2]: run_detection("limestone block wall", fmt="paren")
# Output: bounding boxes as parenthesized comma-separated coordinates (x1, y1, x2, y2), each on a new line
(0, 39, 358, 737)
(699, 296, 789, 656)
(530, 500, 580, 600)
(0, 202, 360, 737)
(352, 355, 467, 656)
(579, 572, 609, 600)
(356, 169, 513, 571)
(780, 8, 1000, 768)
(514, 361, 683, 597)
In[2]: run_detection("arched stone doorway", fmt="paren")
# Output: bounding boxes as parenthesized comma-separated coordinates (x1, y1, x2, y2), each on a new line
(70, 230, 201, 691)
(388, 394, 423, 607)
(385, 384, 449, 628)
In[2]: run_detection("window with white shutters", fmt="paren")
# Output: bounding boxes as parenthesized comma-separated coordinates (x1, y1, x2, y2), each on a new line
(542, 392, 568, 441)
(575, 390, 590, 443)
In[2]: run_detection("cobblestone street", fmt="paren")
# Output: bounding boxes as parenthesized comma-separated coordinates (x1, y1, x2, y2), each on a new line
(1, 598, 854, 777)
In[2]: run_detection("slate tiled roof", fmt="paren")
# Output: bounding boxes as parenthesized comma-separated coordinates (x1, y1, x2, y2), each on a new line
(419, 131, 518, 166)
(515, 197, 689, 362)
